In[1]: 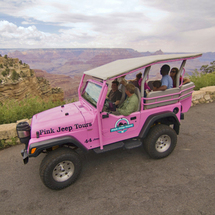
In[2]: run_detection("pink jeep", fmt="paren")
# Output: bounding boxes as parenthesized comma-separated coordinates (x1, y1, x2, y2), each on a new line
(17, 53, 202, 190)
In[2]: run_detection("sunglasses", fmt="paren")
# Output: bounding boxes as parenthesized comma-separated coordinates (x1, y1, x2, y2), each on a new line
(171, 70, 176, 73)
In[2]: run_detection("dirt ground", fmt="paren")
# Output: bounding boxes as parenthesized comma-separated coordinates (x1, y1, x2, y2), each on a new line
(0, 102, 215, 215)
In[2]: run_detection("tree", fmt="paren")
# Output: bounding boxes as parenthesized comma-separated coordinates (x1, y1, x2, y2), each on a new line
(11, 70, 20, 81)
(200, 61, 215, 74)
(2, 70, 7, 77)
(1, 68, 10, 77)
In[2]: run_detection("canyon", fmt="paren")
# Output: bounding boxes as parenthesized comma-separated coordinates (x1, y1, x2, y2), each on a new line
(0, 48, 214, 100)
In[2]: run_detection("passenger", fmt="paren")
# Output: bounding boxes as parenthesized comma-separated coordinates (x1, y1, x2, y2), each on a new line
(129, 72, 141, 88)
(152, 80, 161, 91)
(129, 72, 151, 94)
(107, 80, 122, 106)
(154, 64, 173, 91)
(138, 76, 151, 92)
(170, 67, 191, 87)
(113, 83, 139, 116)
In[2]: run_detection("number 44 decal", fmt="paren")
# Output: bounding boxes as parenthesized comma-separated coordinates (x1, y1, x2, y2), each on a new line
(85, 138, 92, 143)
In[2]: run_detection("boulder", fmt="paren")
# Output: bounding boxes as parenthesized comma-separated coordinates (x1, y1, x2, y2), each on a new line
(192, 91, 205, 100)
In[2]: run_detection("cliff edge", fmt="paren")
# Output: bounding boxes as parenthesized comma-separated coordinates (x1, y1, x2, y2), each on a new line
(0, 55, 64, 103)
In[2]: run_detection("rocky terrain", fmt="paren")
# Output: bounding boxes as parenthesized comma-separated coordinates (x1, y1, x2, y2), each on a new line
(33, 69, 80, 101)
(0, 55, 64, 103)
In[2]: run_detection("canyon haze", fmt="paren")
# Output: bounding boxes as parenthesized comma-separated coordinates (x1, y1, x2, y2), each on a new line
(1, 48, 214, 100)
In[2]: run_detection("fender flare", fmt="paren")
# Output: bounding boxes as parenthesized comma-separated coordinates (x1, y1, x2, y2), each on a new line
(139, 112, 180, 139)
(29, 136, 88, 157)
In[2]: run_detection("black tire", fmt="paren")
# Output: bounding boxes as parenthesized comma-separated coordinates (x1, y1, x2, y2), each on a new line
(40, 147, 82, 190)
(143, 124, 177, 159)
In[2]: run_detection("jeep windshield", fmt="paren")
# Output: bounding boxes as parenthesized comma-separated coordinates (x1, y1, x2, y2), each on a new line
(82, 81, 102, 107)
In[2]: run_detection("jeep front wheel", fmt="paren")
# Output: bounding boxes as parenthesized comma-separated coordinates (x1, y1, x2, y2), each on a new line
(144, 124, 177, 159)
(40, 147, 82, 190)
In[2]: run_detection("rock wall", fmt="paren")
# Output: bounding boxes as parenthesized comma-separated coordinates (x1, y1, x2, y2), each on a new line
(0, 56, 64, 103)
(0, 86, 215, 149)
(0, 76, 64, 103)
(192, 86, 215, 105)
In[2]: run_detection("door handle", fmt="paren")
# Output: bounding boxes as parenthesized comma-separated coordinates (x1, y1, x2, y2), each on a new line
(102, 113, 109, 119)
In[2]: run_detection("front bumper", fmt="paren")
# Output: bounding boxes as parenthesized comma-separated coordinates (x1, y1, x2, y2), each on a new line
(21, 149, 29, 164)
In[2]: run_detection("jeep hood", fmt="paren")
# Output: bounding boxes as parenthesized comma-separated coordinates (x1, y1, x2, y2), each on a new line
(33, 102, 82, 123)
(30, 102, 91, 139)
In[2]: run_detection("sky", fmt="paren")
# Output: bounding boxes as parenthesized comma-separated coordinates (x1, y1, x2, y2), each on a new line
(0, 0, 215, 52)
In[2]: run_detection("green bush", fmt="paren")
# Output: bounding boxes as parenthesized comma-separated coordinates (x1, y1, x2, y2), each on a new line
(11, 70, 20, 81)
(0, 138, 18, 150)
(1, 69, 9, 77)
(0, 97, 65, 124)
(189, 70, 215, 90)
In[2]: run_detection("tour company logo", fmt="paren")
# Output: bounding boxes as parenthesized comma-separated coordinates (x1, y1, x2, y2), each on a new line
(110, 118, 134, 133)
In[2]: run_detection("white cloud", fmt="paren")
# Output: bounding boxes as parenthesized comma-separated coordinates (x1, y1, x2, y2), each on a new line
(0, 0, 214, 51)
(0, 20, 50, 47)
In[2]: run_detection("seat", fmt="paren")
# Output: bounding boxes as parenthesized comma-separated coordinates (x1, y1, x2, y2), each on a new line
(144, 88, 180, 109)
(180, 82, 195, 101)
(118, 84, 126, 106)
(134, 87, 141, 111)
(179, 82, 195, 113)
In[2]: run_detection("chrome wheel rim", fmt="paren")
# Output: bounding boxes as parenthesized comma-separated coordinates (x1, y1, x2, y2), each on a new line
(155, 135, 171, 152)
(52, 161, 74, 182)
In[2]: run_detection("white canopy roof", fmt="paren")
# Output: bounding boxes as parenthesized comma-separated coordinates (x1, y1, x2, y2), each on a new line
(84, 53, 202, 80)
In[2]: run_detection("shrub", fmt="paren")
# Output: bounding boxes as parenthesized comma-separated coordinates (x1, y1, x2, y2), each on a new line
(1, 71, 6, 76)
(11, 70, 20, 81)
(0, 138, 18, 150)
(189, 70, 215, 90)
(1, 69, 9, 77)
(0, 97, 65, 124)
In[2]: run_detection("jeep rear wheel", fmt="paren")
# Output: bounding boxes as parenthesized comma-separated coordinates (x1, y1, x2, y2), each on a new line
(144, 124, 177, 159)
(40, 147, 82, 190)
